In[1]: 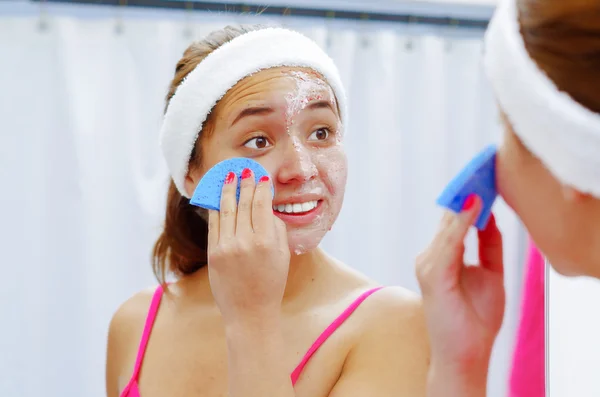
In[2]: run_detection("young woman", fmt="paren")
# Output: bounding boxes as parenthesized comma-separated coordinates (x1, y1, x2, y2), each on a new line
(106, 25, 430, 397)
(416, 0, 600, 395)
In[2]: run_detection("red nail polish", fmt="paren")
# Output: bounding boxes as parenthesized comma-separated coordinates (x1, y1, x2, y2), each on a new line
(225, 172, 235, 184)
(462, 194, 478, 211)
(259, 176, 270, 183)
(241, 168, 252, 180)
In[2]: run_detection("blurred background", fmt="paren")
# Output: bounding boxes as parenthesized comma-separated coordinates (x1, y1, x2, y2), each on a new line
(0, 0, 529, 396)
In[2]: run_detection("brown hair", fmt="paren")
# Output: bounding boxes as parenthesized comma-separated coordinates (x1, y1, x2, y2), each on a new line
(518, 0, 600, 112)
(152, 24, 267, 285)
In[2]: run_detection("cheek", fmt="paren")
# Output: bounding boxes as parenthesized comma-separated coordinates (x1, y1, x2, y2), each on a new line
(314, 146, 348, 197)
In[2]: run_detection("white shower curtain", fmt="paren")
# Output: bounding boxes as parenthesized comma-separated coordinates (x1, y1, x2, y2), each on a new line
(0, 4, 525, 397)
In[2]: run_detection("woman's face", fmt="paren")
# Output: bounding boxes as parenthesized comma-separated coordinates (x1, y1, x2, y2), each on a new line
(496, 121, 600, 278)
(185, 67, 348, 255)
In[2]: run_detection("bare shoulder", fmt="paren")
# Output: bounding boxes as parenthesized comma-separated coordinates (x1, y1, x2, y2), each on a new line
(328, 286, 430, 397)
(362, 285, 425, 325)
(108, 286, 158, 344)
(356, 286, 429, 353)
(105, 286, 158, 397)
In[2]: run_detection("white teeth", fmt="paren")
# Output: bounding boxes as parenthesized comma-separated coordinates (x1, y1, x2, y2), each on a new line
(273, 200, 318, 214)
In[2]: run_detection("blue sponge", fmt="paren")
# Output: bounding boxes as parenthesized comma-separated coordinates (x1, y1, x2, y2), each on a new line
(190, 157, 274, 211)
(436, 144, 498, 230)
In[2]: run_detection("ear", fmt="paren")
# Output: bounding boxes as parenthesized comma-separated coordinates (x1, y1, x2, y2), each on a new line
(184, 172, 198, 198)
(561, 185, 588, 202)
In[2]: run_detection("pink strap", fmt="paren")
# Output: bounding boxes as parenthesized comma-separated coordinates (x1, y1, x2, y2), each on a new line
(509, 239, 545, 396)
(290, 286, 384, 385)
(130, 284, 165, 381)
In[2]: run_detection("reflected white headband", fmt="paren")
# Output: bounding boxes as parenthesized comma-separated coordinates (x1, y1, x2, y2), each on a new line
(159, 27, 347, 198)
(483, 0, 600, 197)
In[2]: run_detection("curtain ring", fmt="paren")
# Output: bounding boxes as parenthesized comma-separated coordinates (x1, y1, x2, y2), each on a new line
(404, 15, 417, 51)
(37, 0, 49, 32)
(114, 0, 127, 35)
(445, 19, 459, 52)
(183, 1, 194, 39)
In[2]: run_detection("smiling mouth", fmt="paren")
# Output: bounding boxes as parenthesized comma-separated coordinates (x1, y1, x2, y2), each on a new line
(272, 200, 321, 215)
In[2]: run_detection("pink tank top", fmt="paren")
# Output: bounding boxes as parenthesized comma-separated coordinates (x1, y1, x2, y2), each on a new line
(509, 239, 545, 396)
(119, 285, 384, 397)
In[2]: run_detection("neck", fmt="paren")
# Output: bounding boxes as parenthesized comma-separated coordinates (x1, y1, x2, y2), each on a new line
(283, 247, 327, 302)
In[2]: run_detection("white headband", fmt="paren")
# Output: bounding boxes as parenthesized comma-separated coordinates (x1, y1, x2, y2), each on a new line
(159, 27, 348, 198)
(483, 0, 600, 197)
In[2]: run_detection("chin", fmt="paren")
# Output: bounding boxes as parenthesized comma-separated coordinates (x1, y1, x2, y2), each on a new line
(286, 231, 327, 256)
(547, 253, 600, 279)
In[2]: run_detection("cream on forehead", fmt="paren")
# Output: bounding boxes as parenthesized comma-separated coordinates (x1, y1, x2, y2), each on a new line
(282, 70, 337, 126)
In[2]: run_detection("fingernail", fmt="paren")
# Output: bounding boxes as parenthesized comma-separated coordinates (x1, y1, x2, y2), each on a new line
(241, 168, 252, 180)
(225, 172, 235, 184)
(462, 194, 478, 211)
(259, 176, 270, 183)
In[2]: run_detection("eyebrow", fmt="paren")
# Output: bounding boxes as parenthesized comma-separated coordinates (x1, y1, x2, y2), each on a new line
(231, 106, 275, 127)
(307, 100, 336, 114)
(230, 100, 337, 127)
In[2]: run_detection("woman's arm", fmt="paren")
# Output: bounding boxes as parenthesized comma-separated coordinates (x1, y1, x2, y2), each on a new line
(426, 358, 490, 397)
(106, 303, 131, 397)
(105, 290, 153, 397)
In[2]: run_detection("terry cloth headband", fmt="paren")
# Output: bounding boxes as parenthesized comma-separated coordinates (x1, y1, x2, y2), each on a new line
(159, 27, 348, 199)
(483, 0, 600, 198)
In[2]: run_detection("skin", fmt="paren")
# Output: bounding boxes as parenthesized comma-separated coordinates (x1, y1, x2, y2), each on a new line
(106, 67, 430, 397)
(416, 118, 600, 396)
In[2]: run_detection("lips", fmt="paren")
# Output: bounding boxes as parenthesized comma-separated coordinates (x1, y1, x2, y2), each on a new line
(272, 199, 324, 226)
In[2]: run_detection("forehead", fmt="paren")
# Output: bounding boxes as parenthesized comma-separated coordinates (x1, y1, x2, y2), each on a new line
(215, 67, 337, 114)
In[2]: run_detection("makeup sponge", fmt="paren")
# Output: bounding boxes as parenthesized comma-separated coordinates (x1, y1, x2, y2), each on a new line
(190, 157, 274, 211)
(436, 144, 498, 230)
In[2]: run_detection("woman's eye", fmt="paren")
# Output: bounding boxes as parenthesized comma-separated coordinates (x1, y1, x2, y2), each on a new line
(308, 128, 330, 141)
(244, 136, 271, 149)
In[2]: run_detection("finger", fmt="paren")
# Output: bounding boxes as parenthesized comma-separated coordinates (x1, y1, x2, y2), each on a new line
(207, 209, 220, 249)
(252, 175, 274, 236)
(219, 171, 238, 240)
(478, 213, 504, 274)
(420, 194, 482, 285)
(236, 168, 256, 235)
(416, 237, 467, 297)
(432, 194, 482, 251)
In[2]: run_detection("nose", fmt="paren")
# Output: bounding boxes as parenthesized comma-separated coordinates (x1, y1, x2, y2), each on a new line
(276, 137, 318, 184)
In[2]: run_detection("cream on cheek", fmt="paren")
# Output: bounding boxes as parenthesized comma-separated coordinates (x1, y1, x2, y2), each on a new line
(285, 132, 347, 256)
